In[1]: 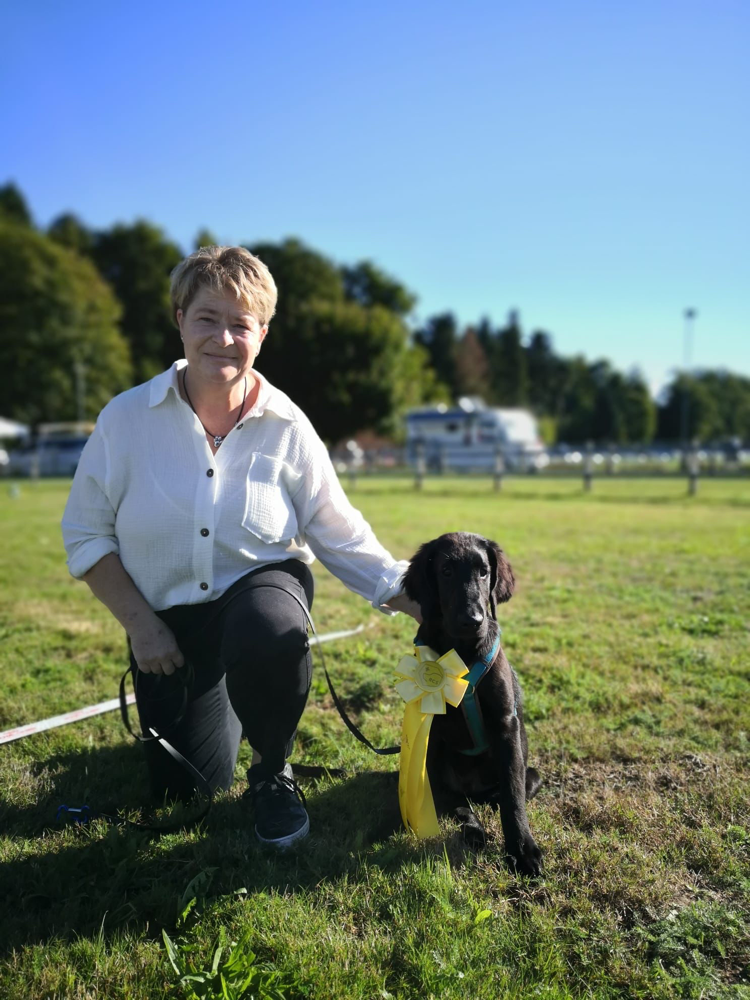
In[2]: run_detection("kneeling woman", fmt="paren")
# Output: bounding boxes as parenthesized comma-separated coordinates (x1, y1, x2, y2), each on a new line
(62, 245, 419, 848)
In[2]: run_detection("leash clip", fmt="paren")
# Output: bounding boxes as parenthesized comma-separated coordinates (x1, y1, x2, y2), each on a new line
(56, 804, 93, 825)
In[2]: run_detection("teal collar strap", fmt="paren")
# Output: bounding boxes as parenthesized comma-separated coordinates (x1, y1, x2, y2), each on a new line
(414, 632, 506, 756)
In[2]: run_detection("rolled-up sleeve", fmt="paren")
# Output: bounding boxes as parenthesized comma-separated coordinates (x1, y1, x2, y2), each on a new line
(61, 420, 119, 578)
(292, 431, 408, 615)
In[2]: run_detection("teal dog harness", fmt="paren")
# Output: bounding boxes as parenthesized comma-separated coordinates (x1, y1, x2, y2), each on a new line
(415, 632, 514, 756)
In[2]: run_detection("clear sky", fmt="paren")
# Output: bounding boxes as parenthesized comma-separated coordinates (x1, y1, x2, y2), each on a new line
(2, 0, 747, 395)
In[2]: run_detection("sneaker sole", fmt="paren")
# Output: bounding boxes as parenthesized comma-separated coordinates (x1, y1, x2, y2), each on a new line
(255, 814, 310, 849)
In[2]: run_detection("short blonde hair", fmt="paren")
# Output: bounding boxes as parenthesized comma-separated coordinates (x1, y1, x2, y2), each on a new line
(170, 246, 278, 326)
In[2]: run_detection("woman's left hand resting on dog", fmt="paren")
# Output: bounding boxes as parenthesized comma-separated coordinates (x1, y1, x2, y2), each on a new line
(385, 593, 422, 622)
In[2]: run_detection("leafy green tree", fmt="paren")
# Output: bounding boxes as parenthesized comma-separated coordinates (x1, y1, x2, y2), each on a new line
(657, 375, 725, 442)
(48, 212, 94, 255)
(556, 357, 597, 443)
(91, 221, 183, 382)
(0, 223, 132, 425)
(475, 316, 494, 354)
(592, 368, 626, 443)
(526, 330, 567, 414)
(341, 261, 417, 316)
(455, 327, 491, 400)
(696, 371, 750, 440)
(248, 238, 345, 321)
(244, 239, 441, 440)
(492, 310, 528, 406)
(392, 341, 451, 424)
(556, 360, 656, 445)
(265, 300, 417, 442)
(245, 238, 344, 393)
(619, 371, 656, 443)
(414, 313, 459, 398)
(194, 228, 219, 249)
(0, 183, 32, 226)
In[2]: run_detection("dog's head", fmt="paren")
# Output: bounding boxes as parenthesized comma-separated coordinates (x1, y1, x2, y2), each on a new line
(403, 532, 515, 640)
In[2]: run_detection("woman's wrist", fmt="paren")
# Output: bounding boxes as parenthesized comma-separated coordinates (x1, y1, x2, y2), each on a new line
(82, 553, 159, 635)
(384, 593, 422, 622)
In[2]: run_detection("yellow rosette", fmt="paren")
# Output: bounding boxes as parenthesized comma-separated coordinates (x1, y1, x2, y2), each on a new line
(394, 645, 469, 837)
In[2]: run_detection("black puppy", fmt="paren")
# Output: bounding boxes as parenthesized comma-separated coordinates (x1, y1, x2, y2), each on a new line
(403, 531, 543, 876)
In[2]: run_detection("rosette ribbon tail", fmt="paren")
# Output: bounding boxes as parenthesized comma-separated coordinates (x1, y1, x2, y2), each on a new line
(398, 702, 439, 837)
(394, 646, 469, 838)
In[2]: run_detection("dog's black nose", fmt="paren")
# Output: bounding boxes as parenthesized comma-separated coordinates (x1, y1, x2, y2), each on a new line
(459, 612, 484, 631)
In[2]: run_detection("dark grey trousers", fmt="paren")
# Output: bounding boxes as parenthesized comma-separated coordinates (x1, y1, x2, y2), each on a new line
(130, 560, 314, 800)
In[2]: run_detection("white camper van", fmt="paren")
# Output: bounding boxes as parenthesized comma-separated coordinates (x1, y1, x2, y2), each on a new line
(406, 398, 548, 472)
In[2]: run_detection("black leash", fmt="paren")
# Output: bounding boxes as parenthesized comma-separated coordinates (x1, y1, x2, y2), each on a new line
(60, 583, 399, 833)
(59, 658, 213, 833)
(116, 658, 214, 832)
(245, 584, 400, 757)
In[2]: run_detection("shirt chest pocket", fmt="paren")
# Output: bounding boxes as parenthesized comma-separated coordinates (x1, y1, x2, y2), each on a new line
(242, 453, 300, 544)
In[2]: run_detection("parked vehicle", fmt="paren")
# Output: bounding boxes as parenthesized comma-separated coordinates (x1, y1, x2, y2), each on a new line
(8, 422, 94, 477)
(406, 398, 548, 471)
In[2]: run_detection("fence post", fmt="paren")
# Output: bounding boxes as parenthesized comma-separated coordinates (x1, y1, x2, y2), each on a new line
(687, 440, 700, 496)
(494, 445, 505, 492)
(415, 440, 425, 491)
(583, 441, 593, 492)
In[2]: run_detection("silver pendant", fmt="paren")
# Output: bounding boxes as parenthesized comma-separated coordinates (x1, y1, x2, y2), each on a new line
(214, 435, 223, 449)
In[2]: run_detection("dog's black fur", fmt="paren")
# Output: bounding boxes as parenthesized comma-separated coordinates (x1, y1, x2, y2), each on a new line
(403, 531, 543, 876)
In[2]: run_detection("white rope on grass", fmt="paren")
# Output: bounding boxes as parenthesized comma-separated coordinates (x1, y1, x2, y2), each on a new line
(0, 623, 366, 746)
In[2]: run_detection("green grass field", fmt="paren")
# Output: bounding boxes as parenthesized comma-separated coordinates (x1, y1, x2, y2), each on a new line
(1, 476, 749, 999)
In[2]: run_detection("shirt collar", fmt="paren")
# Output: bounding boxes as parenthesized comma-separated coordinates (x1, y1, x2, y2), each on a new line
(149, 360, 296, 421)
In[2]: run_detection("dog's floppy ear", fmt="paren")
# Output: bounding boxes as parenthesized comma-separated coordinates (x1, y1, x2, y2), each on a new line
(403, 539, 440, 620)
(484, 538, 515, 619)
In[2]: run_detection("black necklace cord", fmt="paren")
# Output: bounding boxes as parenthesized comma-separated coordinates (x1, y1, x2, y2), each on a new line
(183, 369, 247, 447)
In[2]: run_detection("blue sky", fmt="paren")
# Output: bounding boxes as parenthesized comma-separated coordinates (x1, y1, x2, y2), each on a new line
(2, 0, 747, 395)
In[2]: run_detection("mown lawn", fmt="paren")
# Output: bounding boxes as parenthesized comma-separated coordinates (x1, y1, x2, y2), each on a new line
(0, 475, 749, 999)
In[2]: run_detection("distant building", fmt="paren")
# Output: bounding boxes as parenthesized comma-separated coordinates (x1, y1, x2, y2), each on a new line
(406, 397, 547, 471)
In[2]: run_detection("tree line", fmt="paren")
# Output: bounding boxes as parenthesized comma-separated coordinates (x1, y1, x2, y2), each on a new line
(1, 182, 748, 445)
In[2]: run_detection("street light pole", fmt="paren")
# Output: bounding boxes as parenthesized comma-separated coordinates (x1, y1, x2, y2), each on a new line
(680, 308, 697, 461)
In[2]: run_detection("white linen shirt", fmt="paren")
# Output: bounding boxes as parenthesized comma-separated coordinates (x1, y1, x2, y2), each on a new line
(61, 361, 408, 613)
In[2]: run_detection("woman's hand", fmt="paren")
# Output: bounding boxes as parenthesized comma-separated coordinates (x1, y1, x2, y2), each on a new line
(130, 619, 185, 675)
(385, 592, 423, 622)
(81, 554, 185, 674)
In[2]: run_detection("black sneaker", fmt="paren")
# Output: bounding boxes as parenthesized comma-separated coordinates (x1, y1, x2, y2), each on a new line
(248, 762, 309, 848)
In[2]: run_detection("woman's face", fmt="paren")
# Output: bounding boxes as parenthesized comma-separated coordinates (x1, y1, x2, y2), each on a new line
(176, 286, 268, 385)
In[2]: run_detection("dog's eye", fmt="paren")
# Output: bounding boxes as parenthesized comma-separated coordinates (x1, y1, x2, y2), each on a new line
(479, 568, 488, 578)
(441, 565, 453, 577)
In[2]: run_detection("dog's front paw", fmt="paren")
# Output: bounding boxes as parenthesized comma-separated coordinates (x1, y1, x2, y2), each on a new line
(506, 833, 543, 877)
(455, 806, 486, 850)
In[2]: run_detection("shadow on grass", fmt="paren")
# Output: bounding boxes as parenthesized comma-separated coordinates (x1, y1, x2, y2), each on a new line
(0, 742, 424, 958)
